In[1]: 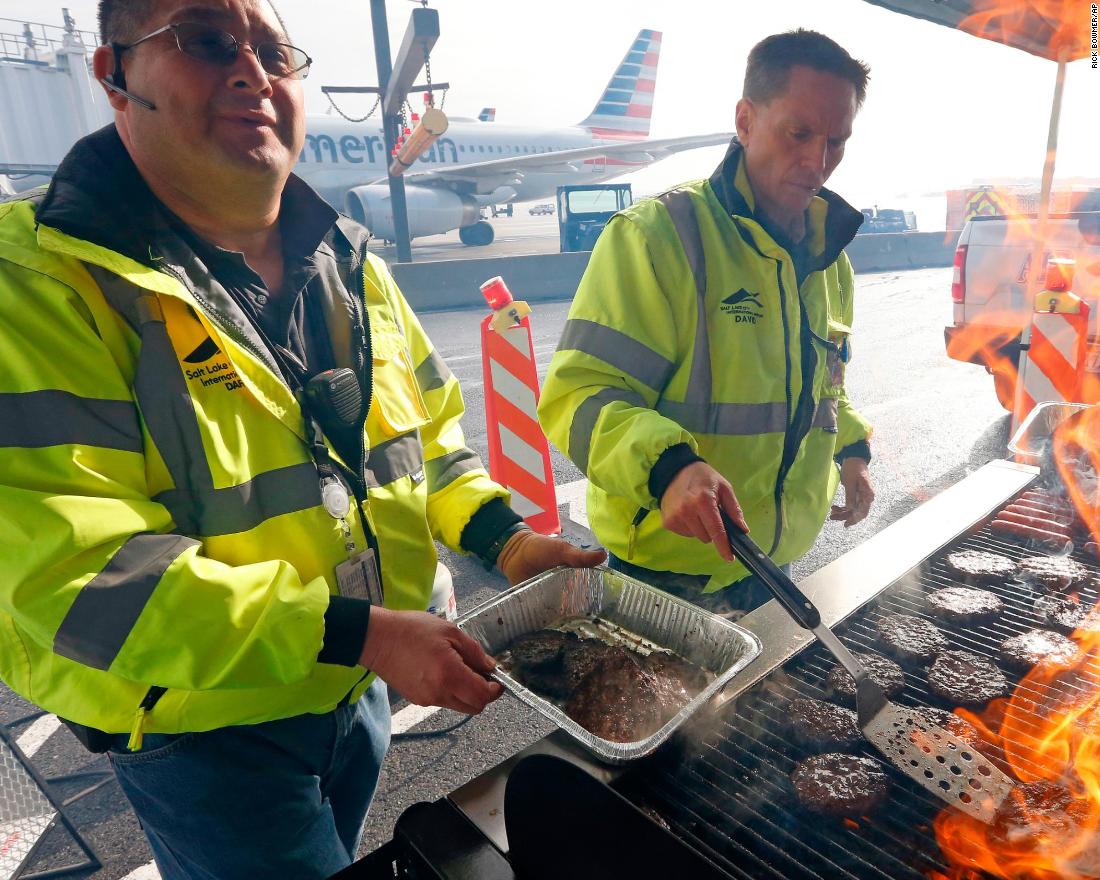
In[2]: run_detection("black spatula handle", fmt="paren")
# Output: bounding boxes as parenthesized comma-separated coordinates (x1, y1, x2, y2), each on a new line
(720, 511, 821, 629)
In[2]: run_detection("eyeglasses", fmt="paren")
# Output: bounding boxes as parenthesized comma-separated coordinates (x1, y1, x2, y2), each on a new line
(115, 21, 312, 79)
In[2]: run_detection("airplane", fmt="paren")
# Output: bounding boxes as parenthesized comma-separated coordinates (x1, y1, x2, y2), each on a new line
(294, 29, 733, 246)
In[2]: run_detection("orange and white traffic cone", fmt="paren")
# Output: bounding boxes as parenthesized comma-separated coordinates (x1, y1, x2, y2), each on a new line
(1014, 258, 1090, 430)
(480, 276, 560, 535)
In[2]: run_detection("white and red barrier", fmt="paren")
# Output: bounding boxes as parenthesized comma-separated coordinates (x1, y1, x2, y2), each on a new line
(1014, 258, 1091, 429)
(480, 276, 560, 535)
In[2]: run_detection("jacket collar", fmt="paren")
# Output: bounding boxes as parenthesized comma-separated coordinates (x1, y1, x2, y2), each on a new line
(707, 137, 863, 273)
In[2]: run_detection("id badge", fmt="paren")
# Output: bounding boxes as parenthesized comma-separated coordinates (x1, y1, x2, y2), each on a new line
(335, 548, 384, 605)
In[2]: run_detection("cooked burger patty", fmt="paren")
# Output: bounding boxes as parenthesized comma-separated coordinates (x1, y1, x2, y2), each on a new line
(786, 697, 862, 752)
(1034, 594, 1100, 634)
(563, 647, 690, 742)
(790, 753, 891, 817)
(928, 650, 1008, 708)
(998, 629, 1080, 673)
(926, 586, 1004, 625)
(825, 654, 905, 707)
(875, 614, 949, 665)
(1018, 555, 1090, 591)
(944, 549, 1018, 583)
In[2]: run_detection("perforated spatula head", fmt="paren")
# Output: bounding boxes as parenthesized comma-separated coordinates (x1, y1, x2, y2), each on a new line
(854, 676, 1014, 823)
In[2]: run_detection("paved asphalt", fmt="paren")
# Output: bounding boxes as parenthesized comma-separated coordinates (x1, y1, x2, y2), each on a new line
(367, 211, 562, 262)
(0, 264, 1013, 878)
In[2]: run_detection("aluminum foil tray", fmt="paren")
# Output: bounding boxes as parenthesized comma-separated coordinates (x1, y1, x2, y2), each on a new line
(1008, 400, 1092, 461)
(456, 565, 762, 764)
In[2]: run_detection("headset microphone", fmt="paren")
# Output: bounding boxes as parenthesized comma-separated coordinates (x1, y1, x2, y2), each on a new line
(101, 74, 157, 111)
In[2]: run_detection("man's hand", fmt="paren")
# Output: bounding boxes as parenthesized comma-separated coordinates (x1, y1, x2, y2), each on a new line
(495, 529, 607, 586)
(659, 461, 747, 562)
(359, 606, 503, 714)
(830, 457, 874, 527)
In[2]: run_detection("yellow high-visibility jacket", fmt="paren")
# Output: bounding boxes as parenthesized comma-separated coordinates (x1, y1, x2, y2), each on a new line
(0, 132, 505, 741)
(539, 141, 872, 589)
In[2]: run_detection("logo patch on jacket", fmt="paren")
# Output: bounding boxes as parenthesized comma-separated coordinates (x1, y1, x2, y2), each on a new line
(183, 336, 220, 363)
(720, 288, 765, 324)
(181, 336, 244, 392)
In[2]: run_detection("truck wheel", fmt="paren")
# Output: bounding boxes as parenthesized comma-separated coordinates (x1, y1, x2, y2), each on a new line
(459, 221, 494, 246)
(993, 369, 1016, 412)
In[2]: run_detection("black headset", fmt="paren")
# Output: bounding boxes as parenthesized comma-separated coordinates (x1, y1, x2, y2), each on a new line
(100, 44, 157, 111)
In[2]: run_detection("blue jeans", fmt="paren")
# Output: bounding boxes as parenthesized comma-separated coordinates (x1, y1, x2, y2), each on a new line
(108, 679, 390, 880)
(608, 554, 792, 621)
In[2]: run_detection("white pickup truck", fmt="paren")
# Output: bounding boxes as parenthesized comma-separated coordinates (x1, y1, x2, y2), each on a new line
(944, 211, 1100, 409)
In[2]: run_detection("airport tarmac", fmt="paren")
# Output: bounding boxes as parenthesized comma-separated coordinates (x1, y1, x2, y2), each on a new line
(367, 210, 563, 262)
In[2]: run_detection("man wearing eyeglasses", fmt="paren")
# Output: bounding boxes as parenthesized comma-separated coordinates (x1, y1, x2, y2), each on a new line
(0, 1, 604, 877)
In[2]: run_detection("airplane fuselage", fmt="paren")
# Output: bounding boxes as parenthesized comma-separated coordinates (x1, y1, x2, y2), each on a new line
(294, 116, 640, 211)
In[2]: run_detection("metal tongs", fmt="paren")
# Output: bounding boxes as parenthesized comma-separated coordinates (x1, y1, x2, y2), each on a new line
(720, 512, 1015, 823)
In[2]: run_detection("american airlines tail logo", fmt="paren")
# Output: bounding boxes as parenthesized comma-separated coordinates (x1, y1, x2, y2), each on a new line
(720, 288, 765, 325)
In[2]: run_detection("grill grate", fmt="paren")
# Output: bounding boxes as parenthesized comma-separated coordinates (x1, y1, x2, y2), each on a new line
(616, 506, 1100, 880)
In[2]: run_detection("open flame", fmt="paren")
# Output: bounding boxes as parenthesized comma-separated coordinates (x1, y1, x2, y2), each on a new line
(956, 0, 1092, 61)
(933, 405, 1100, 878)
(1054, 407, 1100, 544)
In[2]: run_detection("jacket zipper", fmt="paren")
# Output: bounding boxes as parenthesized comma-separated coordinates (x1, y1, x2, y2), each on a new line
(346, 241, 381, 567)
(127, 685, 167, 751)
(767, 260, 819, 556)
(769, 260, 794, 554)
(337, 241, 379, 702)
(351, 240, 374, 494)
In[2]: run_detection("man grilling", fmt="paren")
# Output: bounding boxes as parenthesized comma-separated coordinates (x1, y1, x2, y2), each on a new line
(539, 30, 874, 617)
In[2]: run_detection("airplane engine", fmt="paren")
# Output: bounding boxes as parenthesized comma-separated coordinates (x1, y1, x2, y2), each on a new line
(345, 185, 481, 241)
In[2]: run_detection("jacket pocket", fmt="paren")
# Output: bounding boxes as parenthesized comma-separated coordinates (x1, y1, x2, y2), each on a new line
(367, 331, 430, 438)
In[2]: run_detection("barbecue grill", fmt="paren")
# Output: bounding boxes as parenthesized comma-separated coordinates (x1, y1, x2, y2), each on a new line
(343, 459, 1100, 880)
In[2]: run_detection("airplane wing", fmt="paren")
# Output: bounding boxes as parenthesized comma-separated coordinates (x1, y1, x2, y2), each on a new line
(399, 132, 732, 193)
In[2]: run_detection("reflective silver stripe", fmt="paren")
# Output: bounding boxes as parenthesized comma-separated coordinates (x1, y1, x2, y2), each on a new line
(659, 191, 712, 405)
(92, 268, 323, 537)
(424, 447, 483, 492)
(365, 432, 425, 488)
(569, 388, 647, 474)
(655, 399, 788, 436)
(0, 391, 142, 452)
(85, 263, 144, 332)
(54, 533, 199, 670)
(154, 461, 321, 537)
(414, 349, 452, 393)
(558, 319, 674, 391)
(812, 397, 839, 431)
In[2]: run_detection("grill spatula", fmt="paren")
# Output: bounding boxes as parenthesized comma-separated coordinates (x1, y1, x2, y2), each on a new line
(720, 512, 1014, 823)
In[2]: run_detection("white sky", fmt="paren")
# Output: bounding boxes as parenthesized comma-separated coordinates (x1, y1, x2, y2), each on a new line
(3, 0, 1097, 213)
